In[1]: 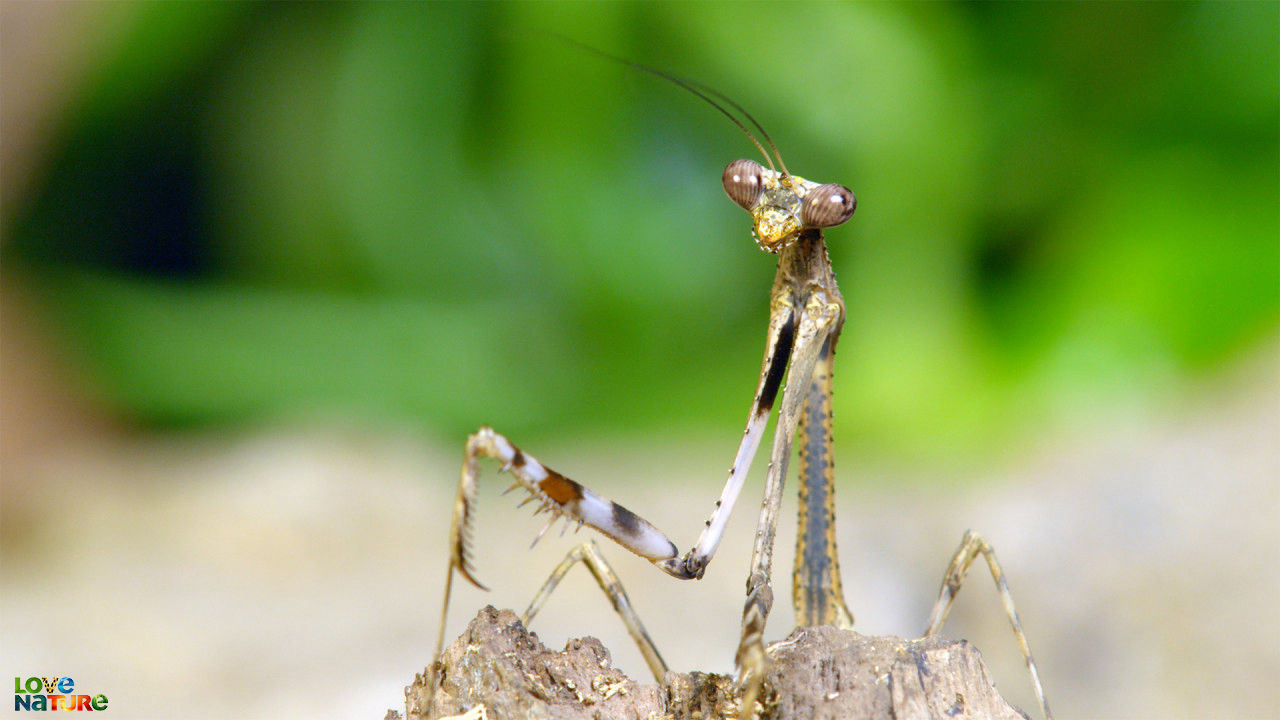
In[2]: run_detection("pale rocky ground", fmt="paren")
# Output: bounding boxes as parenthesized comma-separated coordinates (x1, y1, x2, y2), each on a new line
(3, 271, 1277, 719)
(412, 605, 1029, 720)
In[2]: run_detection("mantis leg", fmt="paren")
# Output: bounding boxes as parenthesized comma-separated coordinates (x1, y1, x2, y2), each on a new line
(435, 287, 803, 661)
(925, 529, 1053, 720)
(435, 427, 679, 663)
(521, 539, 667, 682)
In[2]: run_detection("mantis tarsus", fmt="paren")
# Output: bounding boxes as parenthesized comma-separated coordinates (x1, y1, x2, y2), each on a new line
(432, 53, 1051, 720)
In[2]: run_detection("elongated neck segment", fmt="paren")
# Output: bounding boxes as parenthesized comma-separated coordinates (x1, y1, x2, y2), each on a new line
(775, 229, 843, 311)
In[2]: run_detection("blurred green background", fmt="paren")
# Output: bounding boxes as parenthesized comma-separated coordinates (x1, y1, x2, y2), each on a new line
(7, 1, 1275, 465)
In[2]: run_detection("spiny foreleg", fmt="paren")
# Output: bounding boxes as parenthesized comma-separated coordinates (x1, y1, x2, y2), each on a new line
(453, 427, 680, 586)
(435, 427, 681, 662)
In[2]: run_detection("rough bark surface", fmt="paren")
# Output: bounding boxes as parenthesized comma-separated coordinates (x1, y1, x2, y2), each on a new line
(395, 606, 1029, 720)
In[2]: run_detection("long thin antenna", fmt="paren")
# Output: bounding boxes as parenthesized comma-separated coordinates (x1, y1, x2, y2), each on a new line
(553, 35, 789, 176)
(667, 73, 790, 178)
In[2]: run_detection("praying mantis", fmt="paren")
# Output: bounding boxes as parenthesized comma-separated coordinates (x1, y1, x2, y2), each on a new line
(430, 53, 1052, 720)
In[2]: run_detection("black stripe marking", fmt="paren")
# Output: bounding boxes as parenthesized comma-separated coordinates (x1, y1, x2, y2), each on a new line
(757, 313, 796, 414)
(612, 501, 642, 537)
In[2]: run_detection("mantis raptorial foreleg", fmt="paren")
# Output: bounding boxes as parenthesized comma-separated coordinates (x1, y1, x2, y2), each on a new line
(435, 266, 813, 669)
(434, 425, 677, 665)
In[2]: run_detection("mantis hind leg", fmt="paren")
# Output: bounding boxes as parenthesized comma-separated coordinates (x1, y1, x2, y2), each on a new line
(521, 539, 668, 682)
(925, 529, 1053, 720)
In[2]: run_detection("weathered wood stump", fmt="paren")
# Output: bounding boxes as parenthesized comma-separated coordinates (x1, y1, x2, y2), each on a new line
(393, 606, 1028, 720)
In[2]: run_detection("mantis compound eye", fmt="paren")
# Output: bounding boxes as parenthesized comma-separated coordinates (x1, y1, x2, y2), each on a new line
(800, 183, 856, 228)
(723, 159, 765, 211)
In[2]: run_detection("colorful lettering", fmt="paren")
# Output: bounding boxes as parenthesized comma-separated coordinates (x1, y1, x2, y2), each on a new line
(13, 675, 106, 711)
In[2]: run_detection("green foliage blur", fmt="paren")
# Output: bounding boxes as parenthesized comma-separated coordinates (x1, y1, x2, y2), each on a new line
(7, 2, 1278, 463)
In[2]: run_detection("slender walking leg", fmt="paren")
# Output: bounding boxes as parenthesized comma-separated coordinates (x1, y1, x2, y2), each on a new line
(925, 530, 1053, 720)
(521, 539, 668, 681)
